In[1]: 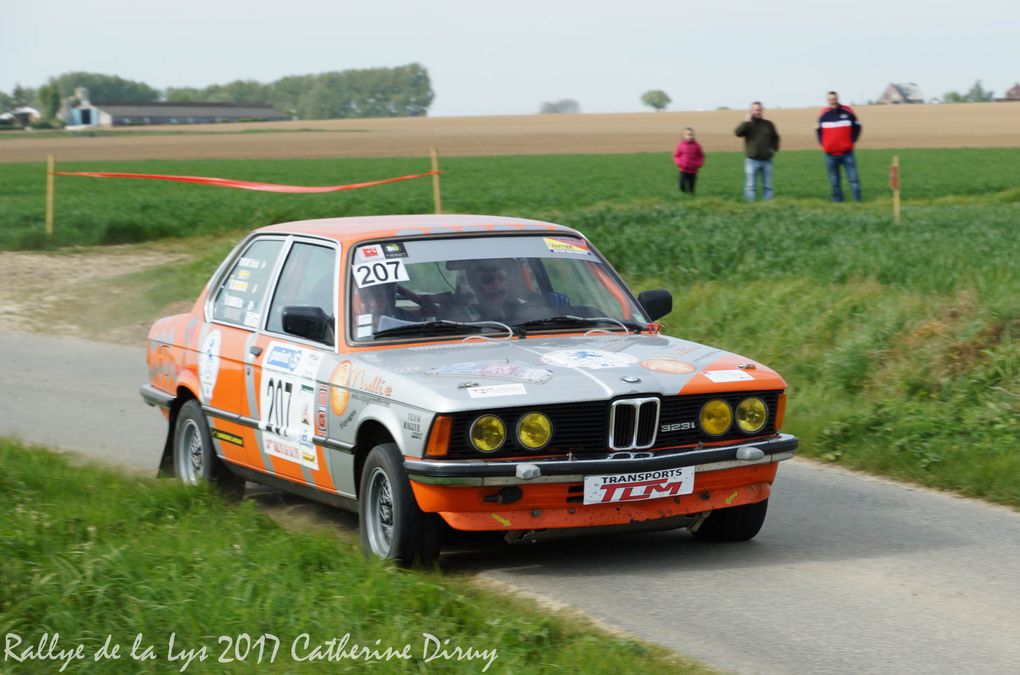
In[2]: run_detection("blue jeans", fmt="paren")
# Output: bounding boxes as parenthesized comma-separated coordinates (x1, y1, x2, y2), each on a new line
(744, 158, 773, 202)
(824, 152, 861, 202)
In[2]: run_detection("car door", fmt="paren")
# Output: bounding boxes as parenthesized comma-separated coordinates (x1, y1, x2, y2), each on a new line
(205, 236, 287, 470)
(251, 238, 341, 492)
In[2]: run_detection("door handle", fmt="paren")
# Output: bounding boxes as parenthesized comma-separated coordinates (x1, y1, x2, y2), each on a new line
(249, 346, 263, 357)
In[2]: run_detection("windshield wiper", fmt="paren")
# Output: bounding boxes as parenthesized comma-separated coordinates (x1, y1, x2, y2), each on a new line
(372, 320, 512, 339)
(513, 315, 645, 335)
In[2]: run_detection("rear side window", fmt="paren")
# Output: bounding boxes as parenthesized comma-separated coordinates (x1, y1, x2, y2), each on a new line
(211, 238, 283, 328)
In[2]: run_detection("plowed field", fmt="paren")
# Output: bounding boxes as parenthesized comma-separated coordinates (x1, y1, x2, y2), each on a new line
(1, 102, 1018, 164)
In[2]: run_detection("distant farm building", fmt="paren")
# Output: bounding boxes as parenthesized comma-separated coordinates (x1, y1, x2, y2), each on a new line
(63, 88, 289, 127)
(5, 106, 41, 126)
(878, 83, 925, 104)
(998, 83, 1020, 101)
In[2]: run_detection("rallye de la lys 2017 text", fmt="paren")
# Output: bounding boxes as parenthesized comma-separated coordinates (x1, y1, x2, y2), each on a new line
(141, 214, 797, 565)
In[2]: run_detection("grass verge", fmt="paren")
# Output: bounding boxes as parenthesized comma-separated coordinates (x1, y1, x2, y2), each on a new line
(0, 439, 709, 674)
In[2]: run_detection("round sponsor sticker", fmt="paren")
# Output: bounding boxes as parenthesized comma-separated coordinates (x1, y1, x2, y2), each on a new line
(330, 361, 353, 415)
(541, 349, 637, 369)
(640, 357, 696, 374)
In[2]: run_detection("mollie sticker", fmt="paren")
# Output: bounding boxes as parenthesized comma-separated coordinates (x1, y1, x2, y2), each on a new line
(330, 361, 353, 415)
(541, 349, 637, 369)
(198, 329, 221, 401)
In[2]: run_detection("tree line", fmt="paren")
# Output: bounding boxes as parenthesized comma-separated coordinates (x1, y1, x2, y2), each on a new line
(0, 64, 434, 123)
(941, 80, 995, 103)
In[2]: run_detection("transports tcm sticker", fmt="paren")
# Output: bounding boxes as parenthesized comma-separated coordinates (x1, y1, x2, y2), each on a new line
(583, 467, 695, 505)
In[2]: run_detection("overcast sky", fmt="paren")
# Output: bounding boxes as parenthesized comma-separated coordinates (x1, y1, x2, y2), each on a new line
(3, 0, 1018, 116)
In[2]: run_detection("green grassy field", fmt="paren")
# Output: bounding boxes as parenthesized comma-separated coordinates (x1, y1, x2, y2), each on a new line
(589, 203, 1020, 505)
(0, 439, 707, 673)
(1, 148, 1018, 249)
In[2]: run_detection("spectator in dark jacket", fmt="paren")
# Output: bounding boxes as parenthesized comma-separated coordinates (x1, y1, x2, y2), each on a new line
(673, 127, 705, 194)
(734, 102, 780, 201)
(817, 91, 862, 201)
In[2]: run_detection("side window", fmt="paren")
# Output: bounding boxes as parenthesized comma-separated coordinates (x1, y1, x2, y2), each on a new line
(266, 243, 337, 338)
(211, 239, 283, 328)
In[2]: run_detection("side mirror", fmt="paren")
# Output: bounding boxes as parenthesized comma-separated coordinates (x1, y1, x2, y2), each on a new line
(638, 289, 672, 321)
(282, 306, 334, 345)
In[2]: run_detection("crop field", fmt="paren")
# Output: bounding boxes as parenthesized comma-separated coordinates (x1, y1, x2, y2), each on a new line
(2, 147, 1019, 249)
(1, 102, 1019, 164)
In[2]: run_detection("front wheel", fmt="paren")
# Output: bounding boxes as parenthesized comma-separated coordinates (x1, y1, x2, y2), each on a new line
(359, 443, 441, 567)
(173, 399, 245, 500)
(691, 498, 769, 542)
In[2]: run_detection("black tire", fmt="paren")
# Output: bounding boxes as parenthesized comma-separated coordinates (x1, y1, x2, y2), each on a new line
(691, 498, 769, 542)
(172, 399, 245, 500)
(359, 443, 442, 567)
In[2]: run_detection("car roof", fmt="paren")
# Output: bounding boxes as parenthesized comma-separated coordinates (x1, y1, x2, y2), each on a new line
(256, 214, 580, 244)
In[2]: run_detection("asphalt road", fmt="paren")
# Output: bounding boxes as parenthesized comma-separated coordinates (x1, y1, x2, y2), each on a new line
(3, 331, 1019, 674)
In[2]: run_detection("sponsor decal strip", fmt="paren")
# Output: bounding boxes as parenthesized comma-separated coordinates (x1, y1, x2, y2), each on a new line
(211, 429, 245, 447)
(467, 383, 527, 398)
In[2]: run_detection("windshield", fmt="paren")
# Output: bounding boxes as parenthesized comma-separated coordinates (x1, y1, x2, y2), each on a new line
(348, 235, 646, 341)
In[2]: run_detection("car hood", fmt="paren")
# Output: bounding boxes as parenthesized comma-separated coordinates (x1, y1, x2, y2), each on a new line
(348, 332, 787, 412)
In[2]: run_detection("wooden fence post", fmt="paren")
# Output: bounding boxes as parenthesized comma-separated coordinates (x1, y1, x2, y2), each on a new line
(889, 155, 901, 224)
(46, 155, 56, 236)
(430, 147, 442, 215)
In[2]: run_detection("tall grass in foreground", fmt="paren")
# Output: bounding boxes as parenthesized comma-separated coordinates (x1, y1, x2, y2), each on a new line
(576, 203, 1020, 505)
(0, 440, 706, 674)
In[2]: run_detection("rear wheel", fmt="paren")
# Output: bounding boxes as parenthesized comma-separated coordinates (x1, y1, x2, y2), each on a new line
(691, 498, 769, 542)
(173, 399, 245, 500)
(359, 443, 442, 567)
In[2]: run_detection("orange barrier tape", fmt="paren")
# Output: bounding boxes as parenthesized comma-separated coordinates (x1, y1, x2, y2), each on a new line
(51, 170, 438, 193)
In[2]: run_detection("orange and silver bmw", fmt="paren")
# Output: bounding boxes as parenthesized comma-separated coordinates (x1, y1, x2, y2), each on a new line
(142, 215, 797, 565)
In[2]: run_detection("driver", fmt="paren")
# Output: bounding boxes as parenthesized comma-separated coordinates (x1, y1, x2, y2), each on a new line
(464, 262, 526, 322)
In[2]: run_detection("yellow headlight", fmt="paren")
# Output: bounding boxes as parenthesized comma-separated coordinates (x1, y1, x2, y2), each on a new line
(700, 399, 733, 436)
(470, 415, 506, 453)
(517, 412, 552, 450)
(736, 397, 768, 433)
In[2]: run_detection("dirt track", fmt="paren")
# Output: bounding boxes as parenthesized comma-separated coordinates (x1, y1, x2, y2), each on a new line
(1, 103, 1018, 164)
(0, 246, 192, 344)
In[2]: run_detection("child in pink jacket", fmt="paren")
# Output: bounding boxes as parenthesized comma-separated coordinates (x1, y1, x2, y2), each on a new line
(673, 127, 705, 194)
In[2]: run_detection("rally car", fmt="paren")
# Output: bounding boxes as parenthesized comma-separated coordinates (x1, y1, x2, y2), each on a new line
(141, 214, 797, 565)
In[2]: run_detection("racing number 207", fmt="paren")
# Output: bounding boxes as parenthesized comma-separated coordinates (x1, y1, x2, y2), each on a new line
(265, 377, 292, 435)
(354, 260, 407, 287)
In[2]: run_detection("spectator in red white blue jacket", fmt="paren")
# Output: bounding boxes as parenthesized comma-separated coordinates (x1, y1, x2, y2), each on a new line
(816, 91, 862, 202)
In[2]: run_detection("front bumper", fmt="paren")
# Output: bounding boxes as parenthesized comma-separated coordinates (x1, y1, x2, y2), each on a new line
(405, 433, 797, 486)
